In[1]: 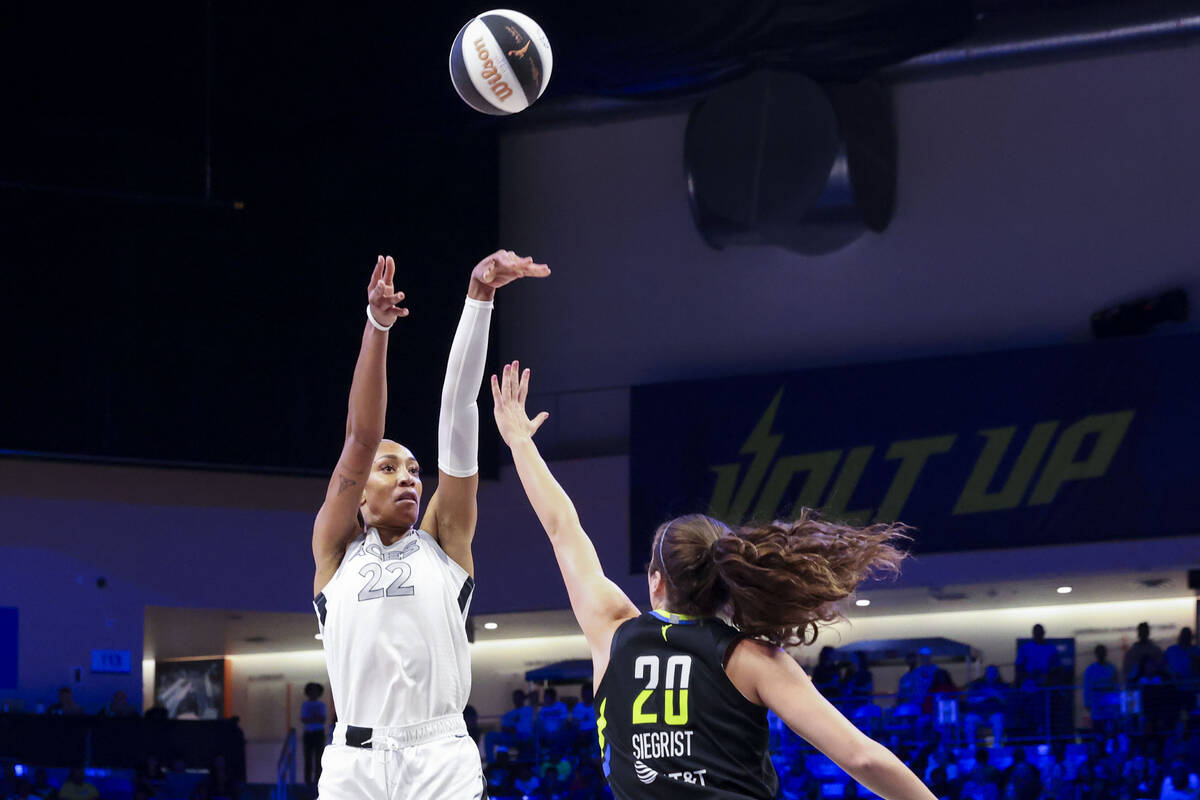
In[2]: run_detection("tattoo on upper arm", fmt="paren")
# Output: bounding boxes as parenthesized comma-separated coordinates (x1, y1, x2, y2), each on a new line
(337, 475, 358, 495)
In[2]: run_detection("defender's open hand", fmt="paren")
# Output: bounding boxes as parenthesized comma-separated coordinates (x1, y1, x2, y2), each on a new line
(491, 360, 549, 447)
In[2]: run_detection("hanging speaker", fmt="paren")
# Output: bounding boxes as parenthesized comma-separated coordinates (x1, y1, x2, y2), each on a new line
(685, 71, 895, 255)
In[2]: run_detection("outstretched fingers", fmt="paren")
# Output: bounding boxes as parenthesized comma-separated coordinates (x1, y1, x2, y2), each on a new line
(506, 361, 521, 402)
(490, 373, 503, 408)
(384, 255, 396, 286)
(518, 367, 532, 404)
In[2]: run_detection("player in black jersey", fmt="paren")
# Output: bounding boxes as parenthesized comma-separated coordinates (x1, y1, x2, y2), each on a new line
(491, 363, 938, 800)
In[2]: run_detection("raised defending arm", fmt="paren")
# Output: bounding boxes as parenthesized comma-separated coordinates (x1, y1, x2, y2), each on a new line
(491, 361, 640, 681)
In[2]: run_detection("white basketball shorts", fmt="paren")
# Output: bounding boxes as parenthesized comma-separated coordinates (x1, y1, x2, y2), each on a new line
(318, 715, 485, 800)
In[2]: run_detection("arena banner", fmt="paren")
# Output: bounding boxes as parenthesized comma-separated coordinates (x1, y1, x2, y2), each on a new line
(629, 334, 1200, 570)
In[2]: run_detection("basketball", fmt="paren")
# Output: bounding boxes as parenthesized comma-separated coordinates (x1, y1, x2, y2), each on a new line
(449, 9, 552, 115)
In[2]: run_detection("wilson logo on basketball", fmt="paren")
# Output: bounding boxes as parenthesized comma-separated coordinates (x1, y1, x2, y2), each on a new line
(473, 38, 514, 101)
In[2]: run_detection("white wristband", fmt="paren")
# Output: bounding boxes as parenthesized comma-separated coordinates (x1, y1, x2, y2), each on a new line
(366, 305, 392, 332)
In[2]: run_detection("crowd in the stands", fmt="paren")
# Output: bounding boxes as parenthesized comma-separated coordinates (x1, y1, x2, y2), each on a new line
(476, 623, 1200, 800)
(0, 755, 240, 800)
(2, 622, 1197, 799)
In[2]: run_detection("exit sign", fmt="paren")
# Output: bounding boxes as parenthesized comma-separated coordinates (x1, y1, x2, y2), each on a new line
(91, 650, 132, 674)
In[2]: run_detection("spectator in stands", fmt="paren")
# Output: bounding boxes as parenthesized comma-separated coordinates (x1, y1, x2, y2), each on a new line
(513, 764, 540, 797)
(537, 763, 565, 799)
(843, 652, 874, 708)
(1165, 628, 1200, 700)
(486, 690, 534, 760)
(30, 769, 57, 800)
(1083, 644, 1121, 728)
(811, 646, 841, 700)
(570, 683, 596, 746)
(1133, 653, 1179, 734)
(1015, 624, 1060, 687)
(1124, 621, 1164, 687)
(1005, 749, 1041, 800)
(912, 648, 940, 701)
(969, 746, 1003, 789)
(97, 689, 137, 717)
(1041, 742, 1070, 800)
(485, 749, 515, 797)
(1121, 751, 1154, 799)
(567, 760, 607, 800)
(300, 682, 327, 786)
(894, 651, 923, 720)
(1072, 751, 1097, 800)
(923, 741, 961, 793)
(778, 763, 818, 800)
(135, 754, 166, 798)
(144, 703, 169, 721)
(537, 687, 570, 753)
(16, 780, 46, 800)
(55, 769, 97, 800)
(1132, 654, 1172, 686)
(963, 665, 1009, 747)
(543, 755, 573, 783)
(0, 765, 17, 799)
(47, 687, 83, 715)
(1160, 759, 1199, 800)
(906, 648, 956, 730)
(162, 755, 198, 799)
(207, 754, 239, 800)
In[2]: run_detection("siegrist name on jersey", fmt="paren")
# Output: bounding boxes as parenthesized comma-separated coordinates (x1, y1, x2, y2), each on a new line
(631, 730, 694, 760)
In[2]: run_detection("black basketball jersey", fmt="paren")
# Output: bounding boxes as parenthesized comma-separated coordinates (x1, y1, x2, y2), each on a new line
(594, 611, 778, 799)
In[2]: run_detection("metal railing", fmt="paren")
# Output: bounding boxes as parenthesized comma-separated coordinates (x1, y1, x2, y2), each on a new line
(273, 728, 296, 800)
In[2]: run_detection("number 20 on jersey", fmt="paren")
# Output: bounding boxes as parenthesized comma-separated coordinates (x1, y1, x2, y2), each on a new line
(633, 655, 692, 726)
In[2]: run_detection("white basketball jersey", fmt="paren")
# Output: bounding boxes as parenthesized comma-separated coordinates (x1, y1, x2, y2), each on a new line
(314, 527, 474, 728)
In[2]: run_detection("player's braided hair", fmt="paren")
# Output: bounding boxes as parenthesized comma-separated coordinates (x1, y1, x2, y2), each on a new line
(649, 510, 909, 648)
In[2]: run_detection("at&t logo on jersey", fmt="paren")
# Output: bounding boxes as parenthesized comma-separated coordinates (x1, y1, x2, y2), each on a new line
(634, 761, 658, 784)
(634, 760, 709, 787)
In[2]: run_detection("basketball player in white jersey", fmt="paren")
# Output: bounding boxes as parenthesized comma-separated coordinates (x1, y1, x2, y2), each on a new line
(312, 252, 548, 800)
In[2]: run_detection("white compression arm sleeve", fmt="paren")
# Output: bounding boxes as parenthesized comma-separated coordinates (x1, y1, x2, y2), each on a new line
(438, 296, 493, 477)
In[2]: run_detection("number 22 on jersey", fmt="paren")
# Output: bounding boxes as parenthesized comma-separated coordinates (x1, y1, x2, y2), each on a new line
(633, 655, 692, 726)
(357, 561, 416, 601)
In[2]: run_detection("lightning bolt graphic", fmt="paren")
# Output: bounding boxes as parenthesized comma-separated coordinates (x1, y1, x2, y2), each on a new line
(708, 389, 784, 521)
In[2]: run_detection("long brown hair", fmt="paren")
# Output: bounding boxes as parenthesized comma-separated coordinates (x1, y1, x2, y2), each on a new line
(649, 510, 909, 648)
